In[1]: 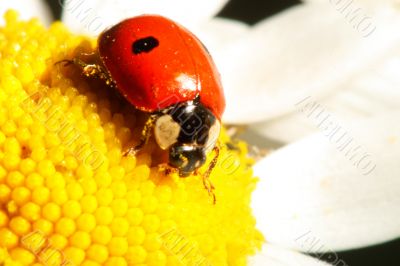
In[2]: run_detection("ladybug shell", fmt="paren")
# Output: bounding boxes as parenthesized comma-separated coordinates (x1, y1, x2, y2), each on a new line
(98, 15, 225, 120)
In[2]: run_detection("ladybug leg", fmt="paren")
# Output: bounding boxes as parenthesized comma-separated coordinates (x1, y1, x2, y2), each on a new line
(158, 163, 178, 176)
(202, 144, 220, 204)
(57, 58, 116, 88)
(124, 114, 159, 156)
(202, 173, 216, 205)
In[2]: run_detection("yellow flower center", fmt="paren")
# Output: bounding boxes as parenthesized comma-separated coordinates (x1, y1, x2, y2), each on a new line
(0, 10, 263, 266)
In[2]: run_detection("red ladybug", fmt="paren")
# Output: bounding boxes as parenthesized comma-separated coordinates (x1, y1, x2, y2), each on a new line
(61, 15, 225, 202)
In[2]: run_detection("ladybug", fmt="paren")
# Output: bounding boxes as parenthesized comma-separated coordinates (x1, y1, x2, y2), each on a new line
(60, 15, 225, 202)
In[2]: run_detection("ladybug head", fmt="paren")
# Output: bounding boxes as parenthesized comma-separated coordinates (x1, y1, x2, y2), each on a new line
(169, 145, 206, 177)
(154, 99, 220, 176)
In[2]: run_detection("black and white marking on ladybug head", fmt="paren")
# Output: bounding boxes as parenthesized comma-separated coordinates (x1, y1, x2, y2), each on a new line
(153, 99, 221, 175)
(154, 114, 180, 150)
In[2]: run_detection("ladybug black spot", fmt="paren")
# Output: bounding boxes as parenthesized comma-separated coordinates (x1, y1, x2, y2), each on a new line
(132, 36, 159, 54)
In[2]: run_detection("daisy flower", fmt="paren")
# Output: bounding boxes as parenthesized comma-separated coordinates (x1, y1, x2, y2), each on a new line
(1, 0, 399, 265)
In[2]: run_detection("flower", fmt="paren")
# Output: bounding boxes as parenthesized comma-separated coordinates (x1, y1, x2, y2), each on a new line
(1, 0, 400, 265)
(0, 9, 264, 266)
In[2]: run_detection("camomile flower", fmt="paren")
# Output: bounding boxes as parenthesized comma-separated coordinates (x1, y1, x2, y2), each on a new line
(1, 0, 399, 265)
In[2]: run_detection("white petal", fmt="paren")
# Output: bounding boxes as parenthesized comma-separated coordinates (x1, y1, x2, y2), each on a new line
(222, 2, 400, 124)
(250, 244, 332, 266)
(0, 0, 52, 25)
(61, 0, 228, 36)
(302, 0, 397, 5)
(249, 113, 316, 145)
(191, 18, 249, 57)
(252, 111, 400, 252)
(250, 51, 400, 143)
